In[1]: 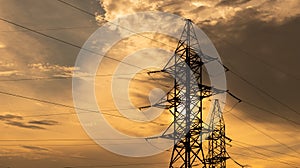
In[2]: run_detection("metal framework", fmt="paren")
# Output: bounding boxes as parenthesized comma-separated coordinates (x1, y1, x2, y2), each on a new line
(162, 19, 215, 168)
(144, 19, 230, 168)
(206, 99, 230, 168)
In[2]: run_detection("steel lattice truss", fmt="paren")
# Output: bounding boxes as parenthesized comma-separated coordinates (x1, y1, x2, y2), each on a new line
(144, 19, 230, 168)
(206, 99, 230, 168)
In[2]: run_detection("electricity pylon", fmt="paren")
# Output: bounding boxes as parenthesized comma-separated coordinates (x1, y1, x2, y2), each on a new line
(143, 19, 227, 168)
(206, 99, 231, 168)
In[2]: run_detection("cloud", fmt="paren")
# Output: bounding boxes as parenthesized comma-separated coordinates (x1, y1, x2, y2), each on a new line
(0, 61, 14, 67)
(0, 114, 60, 129)
(0, 114, 22, 121)
(99, 0, 300, 25)
(0, 70, 19, 76)
(0, 113, 44, 130)
(27, 63, 78, 77)
(21, 145, 49, 151)
(5, 120, 45, 130)
(28, 120, 59, 126)
(0, 43, 6, 49)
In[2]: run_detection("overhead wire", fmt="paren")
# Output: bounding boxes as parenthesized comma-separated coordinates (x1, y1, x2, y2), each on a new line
(230, 142, 299, 168)
(1, 11, 298, 156)
(0, 1, 299, 164)
(232, 140, 299, 159)
(0, 90, 168, 126)
(228, 111, 300, 155)
(62, 162, 168, 168)
(0, 18, 145, 71)
(218, 100, 298, 167)
(229, 152, 298, 168)
(0, 72, 144, 82)
(56, 0, 175, 50)
(219, 97, 300, 167)
(227, 67, 300, 117)
(56, 0, 300, 127)
(203, 21, 300, 81)
(225, 151, 246, 168)
(0, 0, 297, 123)
(0, 0, 298, 125)
(0, 25, 97, 32)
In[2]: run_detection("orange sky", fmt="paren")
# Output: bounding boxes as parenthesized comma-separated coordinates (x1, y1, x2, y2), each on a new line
(0, 0, 300, 168)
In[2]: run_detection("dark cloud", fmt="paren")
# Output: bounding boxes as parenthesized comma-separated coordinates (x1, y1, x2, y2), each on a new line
(0, 114, 60, 129)
(21, 145, 49, 151)
(5, 121, 45, 130)
(201, 11, 300, 125)
(0, 114, 22, 121)
(217, 0, 251, 6)
(28, 120, 59, 126)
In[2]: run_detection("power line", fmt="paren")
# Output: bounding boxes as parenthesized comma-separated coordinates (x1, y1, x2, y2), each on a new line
(229, 152, 298, 168)
(0, 72, 144, 82)
(231, 143, 299, 168)
(242, 100, 300, 126)
(225, 151, 245, 168)
(228, 68, 300, 117)
(0, 25, 97, 32)
(56, 0, 175, 50)
(49, 0, 300, 123)
(0, 138, 136, 142)
(222, 94, 300, 126)
(221, 98, 300, 163)
(203, 22, 300, 81)
(1, 10, 297, 158)
(57, 0, 300, 118)
(56, 0, 300, 128)
(221, 96, 300, 158)
(63, 162, 168, 168)
(0, 17, 144, 71)
(1, 0, 298, 165)
(228, 111, 300, 155)
(0, 90, 168, 126)
(1, 0, 297, 126)
(232, 140, 299, 159)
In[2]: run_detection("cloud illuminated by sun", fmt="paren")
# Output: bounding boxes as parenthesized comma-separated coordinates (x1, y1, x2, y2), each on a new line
(0, 43, 6, 49)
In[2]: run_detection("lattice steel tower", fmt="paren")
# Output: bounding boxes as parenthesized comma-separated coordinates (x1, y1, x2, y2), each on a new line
(206, 99, 231, 168)
(145, 19, 229, 168)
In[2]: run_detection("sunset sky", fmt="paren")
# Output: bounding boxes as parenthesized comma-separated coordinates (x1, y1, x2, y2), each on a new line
(0, 0, 300, 168)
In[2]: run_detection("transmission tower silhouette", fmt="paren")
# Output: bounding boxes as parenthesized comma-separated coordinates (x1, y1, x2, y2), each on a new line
(144, 19, 231, 167)
(206, 99, 231, 168)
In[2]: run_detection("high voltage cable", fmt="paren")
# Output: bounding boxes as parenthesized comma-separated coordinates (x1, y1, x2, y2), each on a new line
(204, 20, 300, 81)
(231, 143, 300, 168)
(232, 140, 299, 159)
(227, 68, 300, 117)
(229, 152, 298, 168)
(225, 151, 245, 168)
(1, 0, 298, 125)
(54, 0, 300, 126)
(56, 0, 300, 116)
(0, 90, 168, 126)
(0, 72, 144, 82)
(0, 100, 298, 166)
(0, 18, 144, 71)
(228, 111, 300, 155)
(56, 0, 175, 49)
(221, 96, 300, 126)
(221, 99, 300, 161)
(0, 25, 97, 32)
(0, 82, 299, 149)
(0, 1, 299, 161)
(241, 100, 300, 126)
(0, 17, 298, 154)
(62, 162, 168, 168)
(7, 0, 297, 83)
